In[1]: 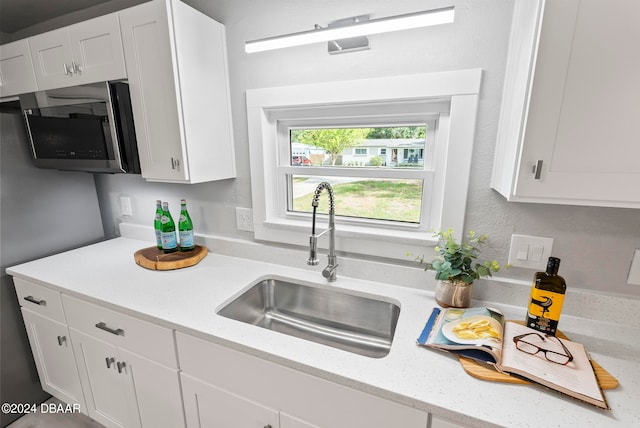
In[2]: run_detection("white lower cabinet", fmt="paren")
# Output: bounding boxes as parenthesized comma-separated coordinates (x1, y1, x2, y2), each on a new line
(14, 278, 86, 412)
(20, 308, 86, 411)
(181, 373, 280, 427)
(177, 332, 428, 428)
(62, 294, 184, 428)
(70, 329, 183, 428)
(70, 329, 136, 427)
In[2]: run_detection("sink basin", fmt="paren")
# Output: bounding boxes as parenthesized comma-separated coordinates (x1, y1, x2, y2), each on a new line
(217, 277, 400, 358)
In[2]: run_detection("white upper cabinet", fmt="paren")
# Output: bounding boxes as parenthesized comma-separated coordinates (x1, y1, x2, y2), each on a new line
(28, 13, 126, 90)
(492, 0, 640, 208)
(0, 39, 38, 98)
(119, 0, 236, 183)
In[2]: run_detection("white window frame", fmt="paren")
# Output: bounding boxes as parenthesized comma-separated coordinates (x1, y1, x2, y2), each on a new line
(247, 69, 482, 260)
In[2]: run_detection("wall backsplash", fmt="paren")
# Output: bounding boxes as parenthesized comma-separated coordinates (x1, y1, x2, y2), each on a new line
(12, 0, 637, 298)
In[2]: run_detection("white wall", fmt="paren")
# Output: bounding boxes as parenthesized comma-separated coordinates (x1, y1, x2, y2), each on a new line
(20, 0, 638, 298)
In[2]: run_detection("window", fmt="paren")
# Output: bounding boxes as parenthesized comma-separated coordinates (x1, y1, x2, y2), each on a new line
(287, 124, 434, 225)
(247, 70, 482, 260)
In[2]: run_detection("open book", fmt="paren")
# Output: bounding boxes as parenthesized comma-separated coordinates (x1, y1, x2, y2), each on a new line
(417, 307, 609, 409)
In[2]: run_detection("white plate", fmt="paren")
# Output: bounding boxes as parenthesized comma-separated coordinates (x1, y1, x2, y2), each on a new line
(441, 315, 503, 345)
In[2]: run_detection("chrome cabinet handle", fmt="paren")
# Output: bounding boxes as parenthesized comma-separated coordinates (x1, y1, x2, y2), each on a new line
(24, 296, 46, 306)
(72, 61, 81, 74)
(57, 335, 67, 346)
(95, 322, 125, 336)
(64, 63, 71, 75)
(533, 159, 544, 180)
(105, 357, 115, 369)
(264, 425, 272, 428)
(171, 157, 180, 170)
(117, 361, 127, 374)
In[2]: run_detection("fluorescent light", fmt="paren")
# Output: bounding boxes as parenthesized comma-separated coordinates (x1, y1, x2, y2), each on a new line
(245, 7, 455, 54)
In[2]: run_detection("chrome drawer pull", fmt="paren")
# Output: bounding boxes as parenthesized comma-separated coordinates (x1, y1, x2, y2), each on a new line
(24, 296, 46, 306)
(95, 322, 125, 336)
(117, 361, 127, 374)
(105, 357, 115, 369)
(533, 159, 544, 180)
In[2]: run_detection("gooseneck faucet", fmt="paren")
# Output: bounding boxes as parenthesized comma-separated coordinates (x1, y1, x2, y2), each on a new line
(307, 182, 338, 282)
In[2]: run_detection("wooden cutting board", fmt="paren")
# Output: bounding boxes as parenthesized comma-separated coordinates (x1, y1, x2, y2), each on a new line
(458, 322, 619, 390)
(134, 245, 207, 270)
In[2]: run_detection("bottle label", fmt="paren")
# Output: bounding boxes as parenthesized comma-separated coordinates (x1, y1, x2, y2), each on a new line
(161, 231, 177, 249)
(179, 230, 194, 248)
(155, 230, 162, 246)
(161, 216, 171, 224)
(526, 288, 565, 334)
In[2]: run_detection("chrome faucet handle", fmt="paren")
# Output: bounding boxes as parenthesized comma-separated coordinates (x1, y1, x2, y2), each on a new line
(322, 263, 338, 281)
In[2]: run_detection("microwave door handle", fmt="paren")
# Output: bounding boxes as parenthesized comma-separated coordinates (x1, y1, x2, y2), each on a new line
(45, 95, 103, 102)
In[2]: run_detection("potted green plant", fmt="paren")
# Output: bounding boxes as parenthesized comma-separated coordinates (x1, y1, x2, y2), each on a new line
(413, 229, 506, 308)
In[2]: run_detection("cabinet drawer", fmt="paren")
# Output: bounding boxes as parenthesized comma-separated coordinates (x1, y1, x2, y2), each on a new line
(62, 295, 177, 368)
(13, 277, 65, 322)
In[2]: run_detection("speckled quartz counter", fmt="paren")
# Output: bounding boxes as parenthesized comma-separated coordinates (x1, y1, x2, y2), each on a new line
(7, 237, 640, 427)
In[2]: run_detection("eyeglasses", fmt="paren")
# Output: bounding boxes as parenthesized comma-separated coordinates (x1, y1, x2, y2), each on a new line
(513, 332, 574, 365)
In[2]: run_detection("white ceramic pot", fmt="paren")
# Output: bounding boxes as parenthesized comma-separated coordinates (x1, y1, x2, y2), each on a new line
(435, 280, 473, 308)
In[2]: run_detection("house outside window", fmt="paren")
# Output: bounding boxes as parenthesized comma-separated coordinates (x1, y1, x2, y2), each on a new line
(288, 126, 431, 224)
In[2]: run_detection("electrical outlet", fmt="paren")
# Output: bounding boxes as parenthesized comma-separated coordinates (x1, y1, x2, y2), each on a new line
(508, 234, 554, 270)
(235, 207, 254, 232)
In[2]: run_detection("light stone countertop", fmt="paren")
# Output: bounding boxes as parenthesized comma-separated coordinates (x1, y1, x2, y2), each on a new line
(6, 237, 640, 427)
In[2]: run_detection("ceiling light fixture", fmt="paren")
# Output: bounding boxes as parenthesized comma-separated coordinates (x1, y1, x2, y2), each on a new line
(245, 6, 455, 54)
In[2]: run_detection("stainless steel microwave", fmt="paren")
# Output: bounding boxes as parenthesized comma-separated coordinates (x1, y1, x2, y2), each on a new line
(19, 81, 141, 174)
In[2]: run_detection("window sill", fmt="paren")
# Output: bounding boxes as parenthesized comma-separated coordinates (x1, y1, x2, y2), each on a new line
(256, 217, 436, 260)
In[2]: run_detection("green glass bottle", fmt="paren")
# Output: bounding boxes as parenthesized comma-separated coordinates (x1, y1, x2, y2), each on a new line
(525, 257, 567, 335)
(160, 201, 178, 253)
(178, 199, 195, 251)
(154, 200, 163, 249)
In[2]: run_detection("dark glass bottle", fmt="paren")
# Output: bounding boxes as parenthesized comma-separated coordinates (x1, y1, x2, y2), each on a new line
(525, 257, 566, 335)
(160, 202, 178, 253)
(154, 200, 163, 250)
(178, 199, 195, 251)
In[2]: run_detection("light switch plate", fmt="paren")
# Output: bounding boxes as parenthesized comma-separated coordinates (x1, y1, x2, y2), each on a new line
(120, 196, 133, 216)
(508, 234, 554, 270)
(628, 249, 640, 286)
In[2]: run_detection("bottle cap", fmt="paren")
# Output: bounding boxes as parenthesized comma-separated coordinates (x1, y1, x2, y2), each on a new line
(546, 257, 561, 275)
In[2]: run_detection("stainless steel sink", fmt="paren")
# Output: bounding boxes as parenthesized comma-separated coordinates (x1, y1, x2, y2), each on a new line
(217, 277, 400, 358)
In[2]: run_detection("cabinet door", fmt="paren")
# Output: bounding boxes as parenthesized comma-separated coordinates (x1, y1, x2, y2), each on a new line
(119, 0, 187, 182)
(119, 348, 185, 428)
(28, 28, 75, 90)
(514, 0, 640, 207)
(280, 412, 321, 428)
(20, 309, 86, 410)
(431, 414, 472, 428)
(70, 328, 140, 428)
(181, 373, 279, 428)
(0, 39, 38, 97)
(68, 13, 126, 85)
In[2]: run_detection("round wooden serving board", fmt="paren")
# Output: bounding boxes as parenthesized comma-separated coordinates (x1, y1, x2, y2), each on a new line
(134, 245, 207, 270)
(458, 322, 619, 390)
